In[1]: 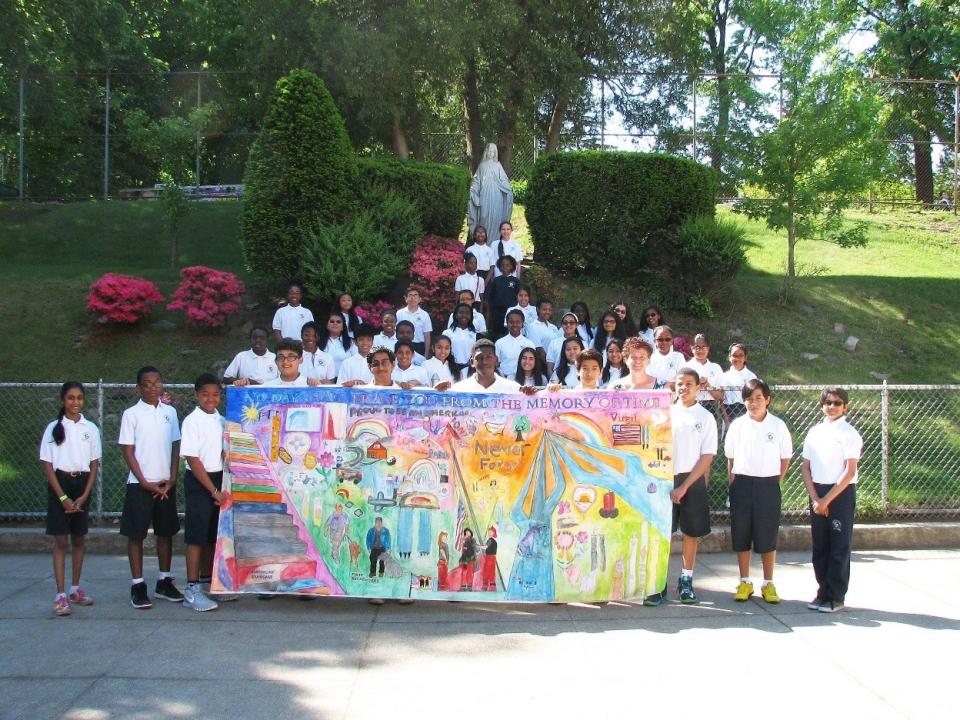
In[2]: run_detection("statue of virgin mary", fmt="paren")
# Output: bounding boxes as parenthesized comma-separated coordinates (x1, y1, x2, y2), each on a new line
(467, 143, 514, 243)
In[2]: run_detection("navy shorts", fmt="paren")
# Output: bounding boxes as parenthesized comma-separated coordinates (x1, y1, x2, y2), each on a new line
(672, 472, 711, 538)
(729, 474, 781, 553)
(184, 469, 223, 546)
(119, 482, 181, 540)
(46, 471, 90, 536)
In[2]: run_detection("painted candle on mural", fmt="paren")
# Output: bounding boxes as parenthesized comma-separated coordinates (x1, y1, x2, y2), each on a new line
(212, 386, 674, 603)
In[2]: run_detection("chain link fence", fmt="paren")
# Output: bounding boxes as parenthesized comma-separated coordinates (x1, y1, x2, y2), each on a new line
(2, 382, 957, 523)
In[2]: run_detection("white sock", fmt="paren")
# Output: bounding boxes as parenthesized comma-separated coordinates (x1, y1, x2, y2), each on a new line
(762, 579, 773, 587)
(740, 577, 751, 584)
(55, 592, 66, 599)
(681, 569, 693, 578)
(158, 571, 172, 580)
(69, 585, 80, 595)
(131, 577, 144, 586)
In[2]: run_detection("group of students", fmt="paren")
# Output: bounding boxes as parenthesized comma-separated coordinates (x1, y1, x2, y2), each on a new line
(39, 276, 863, 617)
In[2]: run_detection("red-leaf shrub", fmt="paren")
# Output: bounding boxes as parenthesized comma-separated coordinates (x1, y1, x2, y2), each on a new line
(408, 235, 463, 323)
(87, 273, 165, 324)
(673, 335, 693, 360)
(356, 300, 394, 330)
(167, 265, 246, 328)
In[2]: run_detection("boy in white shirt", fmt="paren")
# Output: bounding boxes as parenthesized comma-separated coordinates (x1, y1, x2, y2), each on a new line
(647, 325, 686, 388)
(724, 379, 793, 604)
(454, 340, 522, 393)
(801, 387, 863, 613)
(647, 368, 717, 606)
(271, 282, 314, 342)
(391, 341, 430, 389)
(495, 309, 535, 378)
(260, 339, 310, 387)
(180, 374, 226, 612)
(454, 253, 485, 305)
(338, 324, 375, 386)
(222, 326, 278, 385)
(396, 287, 432, 357)
(395, 321, 427, 365)
(300, 321, 337, 384)
(119, 366, 183, 609)
(526, 299, 560, 356)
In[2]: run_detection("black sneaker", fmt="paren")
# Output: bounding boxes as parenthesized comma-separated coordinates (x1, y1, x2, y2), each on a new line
(677, 575, 699, 604)
(642, 590, 666, 607)
(155, 577, 184, 602)
(818, 600, 845, 613)
(807, 596, 826, 611)
(130, 581, 153, 609)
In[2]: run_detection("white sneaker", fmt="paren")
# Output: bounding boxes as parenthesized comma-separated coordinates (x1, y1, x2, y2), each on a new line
(212, 592, 240, 602)
(184, 584, 219, 612)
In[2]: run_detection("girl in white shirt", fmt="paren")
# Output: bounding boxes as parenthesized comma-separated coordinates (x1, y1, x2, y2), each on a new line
(442, 303, 479, 366)
(488, 221, 523, 280)
(503, 286, 538, 330)
(513, 347, 549, 387)
(336, 292, 361, 338)
(423, 336, 465, 390)
(601, 339, 627, 388)
(40, 381, 102, 616)
(465, 225, 494, 274)
(638, 304, 664, 345)
(592, 310, 627, 355)
(720, 343, 758, 423)
(318, 311, 357, 375)
(550, 337, 584, 389)
(571, 301, 595, 346)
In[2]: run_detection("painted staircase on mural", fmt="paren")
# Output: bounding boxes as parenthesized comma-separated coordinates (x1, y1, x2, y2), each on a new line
(219, 428, 332, 595)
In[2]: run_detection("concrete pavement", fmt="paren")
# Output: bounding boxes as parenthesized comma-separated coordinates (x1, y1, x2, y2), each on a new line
(2, 549, 957, 720)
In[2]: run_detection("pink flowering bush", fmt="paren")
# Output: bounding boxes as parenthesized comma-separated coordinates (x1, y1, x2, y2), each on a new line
(356, 300, 394, 330)
(87, 273, 165, 324)
(408, 235, 464, 322)
(673, 335, 693, 360)
(167, 265, 246, 328)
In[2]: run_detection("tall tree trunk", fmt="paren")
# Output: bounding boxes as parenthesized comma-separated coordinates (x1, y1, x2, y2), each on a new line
(713, 75, 731, 191)
(912, 128, 934, 204)
(392, 112, 409, 160)
(463, 56, 483, 171)
(545, 92, 569, 153)
(786, 205, 795, 278)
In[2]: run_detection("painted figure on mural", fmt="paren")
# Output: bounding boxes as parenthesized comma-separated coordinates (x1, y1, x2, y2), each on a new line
(366, 516, 391, 578)
(437, 530, 449, 590)
(458, 528, 478, 591)
(482, 526, 498, 591)
(323, 503, 350, 564)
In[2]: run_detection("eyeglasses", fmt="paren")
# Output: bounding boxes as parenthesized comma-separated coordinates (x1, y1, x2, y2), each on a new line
(823, 400, 845, 407)
(368, 359, 392, 368)
(655, 337, 673, 343)
(693, 345, 709, 350)
(277, 354, 300, 363)
(562, 320, 578, 325)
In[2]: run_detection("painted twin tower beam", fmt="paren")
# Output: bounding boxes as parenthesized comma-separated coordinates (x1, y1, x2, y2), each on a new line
(212, 385, 674, 603)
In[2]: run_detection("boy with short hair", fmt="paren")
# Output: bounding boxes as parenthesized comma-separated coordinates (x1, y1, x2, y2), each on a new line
(651, 368, 717, 606)
(271, 282, 314, 342)
(801, 387, 863, 613)
(180, 373, 226, 612)
(223, 326, 278, 386)
(261, 339, 309, 387)
(455, 253, 485, 304)
(392, 340, 430, 389)
(495, 309, 535, 378)
(395, 321, 426, 366)
(119, 366, 183, 609)
(396, 287, 432, 357)
(338, 324, 375, 386)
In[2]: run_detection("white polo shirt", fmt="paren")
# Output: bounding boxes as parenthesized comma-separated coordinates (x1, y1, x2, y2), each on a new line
(39, 415, 102, 473)
(720, 366, 758, 405)
(261, 374, 310, 388)
(546, 335, 577, 367)
(550, 369, 580, 389)
(526, 319, 560, 349)
(681, 358, 725, 403)
(118, 400, 180, 484)
(392, 363, 430, 386)
(446, 310, 487, 334)
(495, 333, 536, 378)
(337, 354, 373, 384)
(321, 337, 357, 374)
(724, 412, 793, 477)
(223, 349, 278, 384)
(802, 417, 863, 485)
(454, 375, 521, 393)
(503, 304, 537, 328)
(372, 333, 398, 352)
(179, 407, 225, 473)
(302, 348, 337, 382)
(490, 239, 523, 277)
(272, 304, 314, 340)
(396, 307, 432, 343)
(671, 402, 718, 475)
(455, 272, 485, 300)
(601, 366, 624, 388)
(442, 327, 478, 365)
(423, 357, 464, 385)
(648, 349, 686, 384)
(465, 243, 494, 273)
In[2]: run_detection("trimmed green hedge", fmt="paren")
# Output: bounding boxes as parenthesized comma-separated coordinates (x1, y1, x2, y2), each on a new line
(526, 151, 717, 277)
(241, 70, 357, 280)
(357, 157, 469, 238)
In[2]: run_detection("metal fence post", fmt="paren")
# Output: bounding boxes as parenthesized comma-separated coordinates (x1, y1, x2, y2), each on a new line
(692, 76, 697, 161)
(18, 75, 24, 200)
(881, 380, 890, 514)
(96, 378, 104, 522)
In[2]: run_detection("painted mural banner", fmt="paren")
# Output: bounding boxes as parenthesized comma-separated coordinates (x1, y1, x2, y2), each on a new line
(212, 386, 674, 603)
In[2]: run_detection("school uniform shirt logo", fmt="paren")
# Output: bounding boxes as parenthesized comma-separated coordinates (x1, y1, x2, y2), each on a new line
(694, 422, 703, 432)
(82, 432, 90, 441)
(766, 432, 775, 441)
(163, 415, 171, 424)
